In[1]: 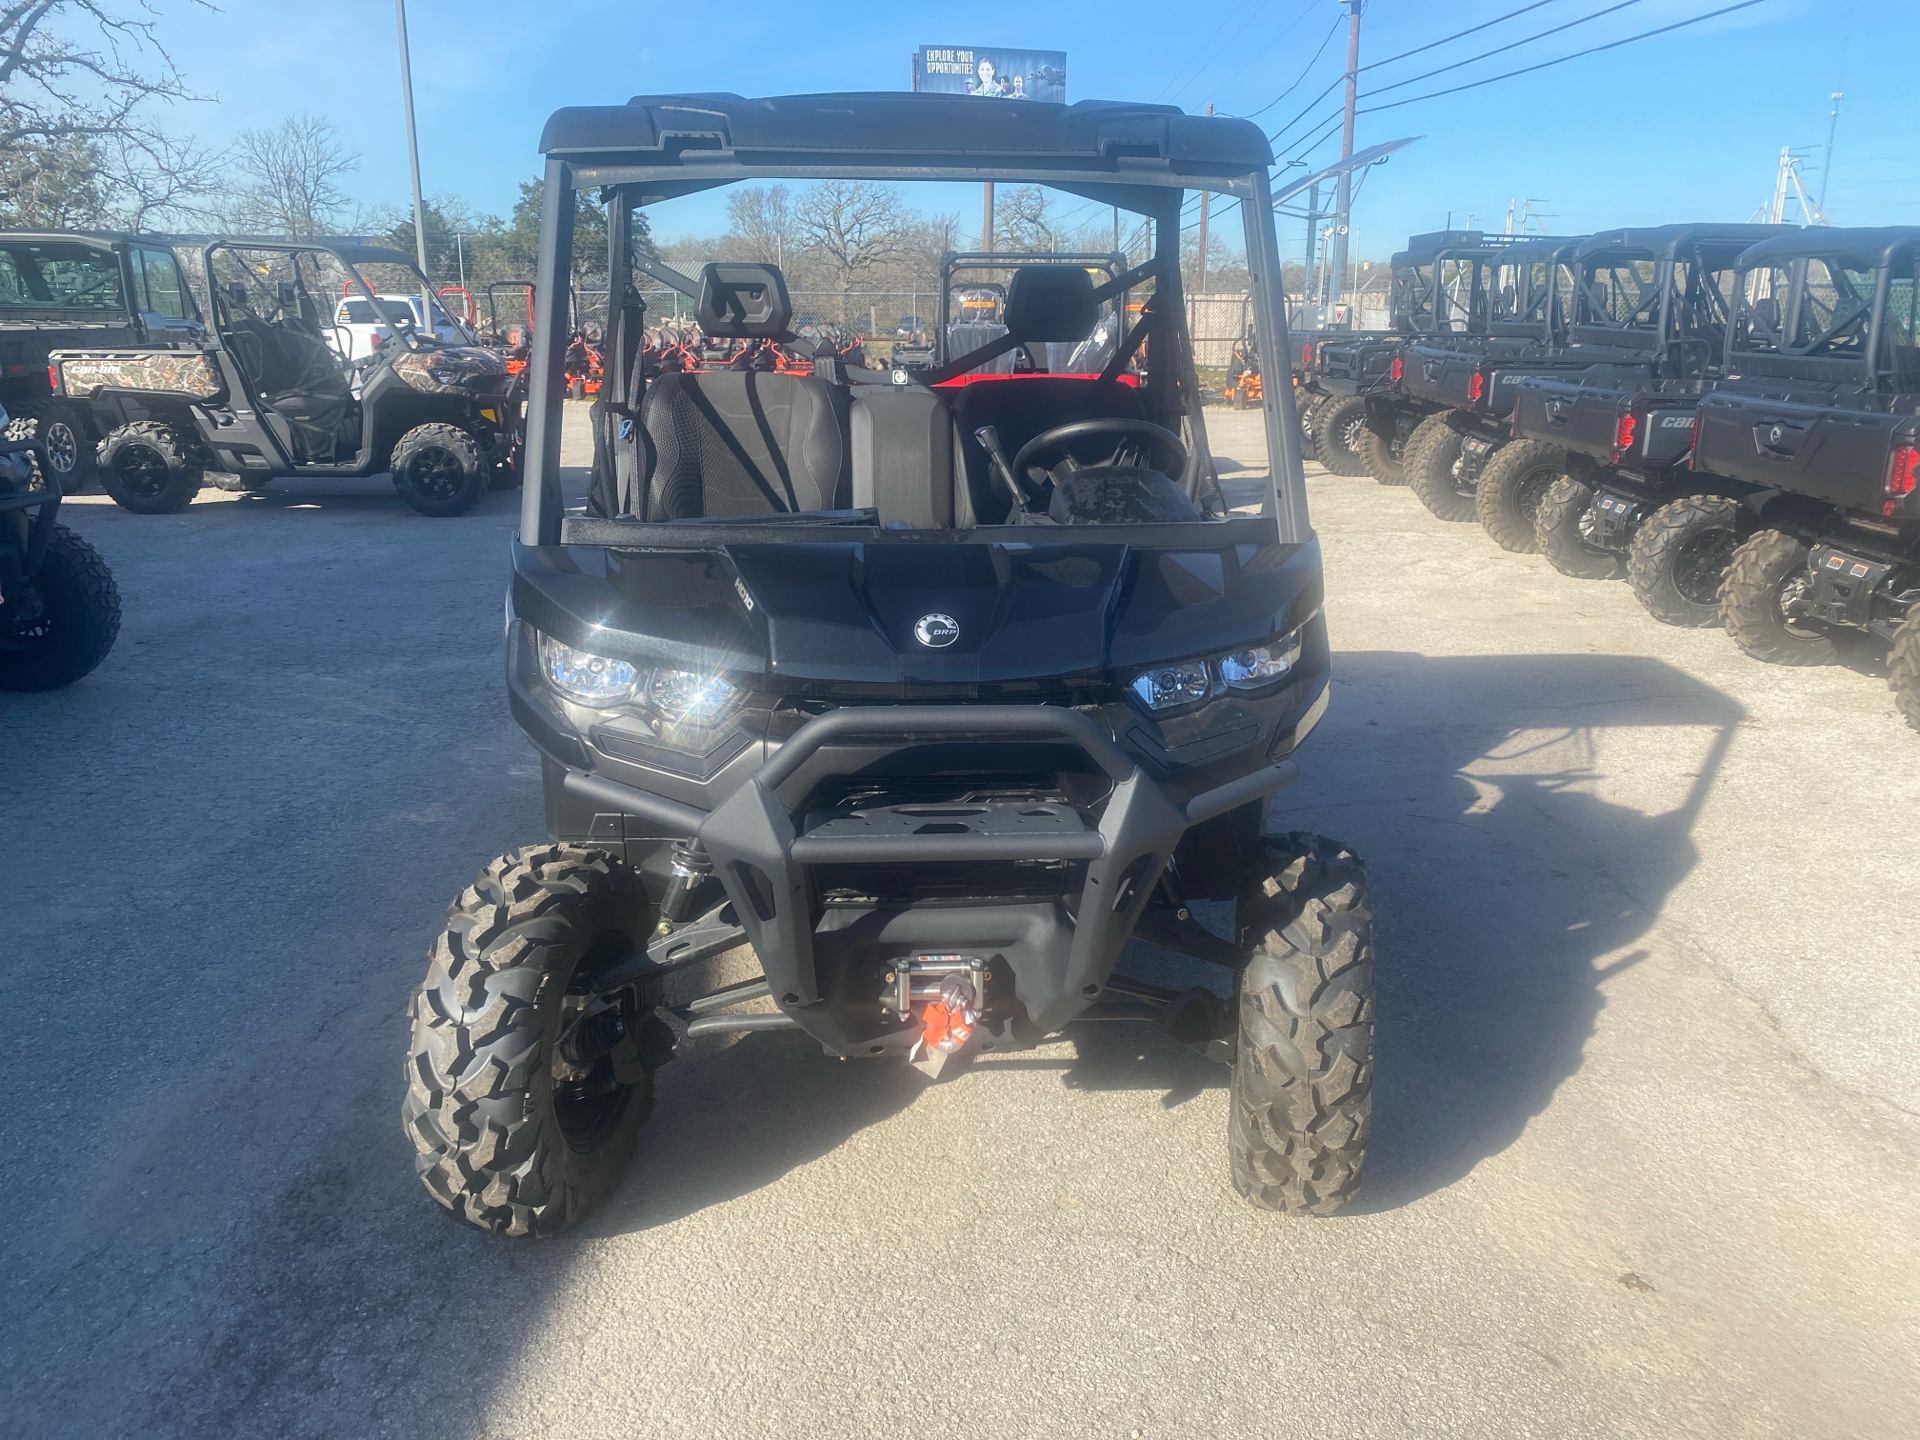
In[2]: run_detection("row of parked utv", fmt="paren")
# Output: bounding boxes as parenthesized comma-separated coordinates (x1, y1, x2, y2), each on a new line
(1292, 224, 1920, 728)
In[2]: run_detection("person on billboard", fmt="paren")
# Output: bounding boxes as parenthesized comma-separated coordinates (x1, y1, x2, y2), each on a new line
(966, 57, 1009, 97)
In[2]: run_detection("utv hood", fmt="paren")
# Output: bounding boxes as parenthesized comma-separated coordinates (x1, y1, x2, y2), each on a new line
(512, 531, 1323, 698)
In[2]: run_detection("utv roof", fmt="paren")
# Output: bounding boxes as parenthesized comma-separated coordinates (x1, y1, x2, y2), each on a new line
(1390, 230, 1497, 267)
(162, 235, 421, 268)
(538, 92, 1273, 175)
(1734, 226, 1920, 269)
(1574, 224, 1793, 262)
(1486, 235, 1585, 261)
(0, 229, 140, 248)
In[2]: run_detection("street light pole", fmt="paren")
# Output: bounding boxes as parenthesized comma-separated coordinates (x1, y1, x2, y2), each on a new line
(393, 0, 431, 316)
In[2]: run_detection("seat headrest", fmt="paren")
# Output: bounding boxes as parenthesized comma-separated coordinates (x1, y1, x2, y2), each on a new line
(696, 263, 792, 338)
(1004, 265, 1097, 343)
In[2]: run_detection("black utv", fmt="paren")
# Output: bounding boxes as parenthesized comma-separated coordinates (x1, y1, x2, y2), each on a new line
(1353, 231, 1511, 485)
(1689, 227, 1920, 727)
(0, 229, 203, 493)
(1305, 230, 1487, 480)
(0, 401, 119, 690)
(405, 92, 1369, 1237)
(50, 239, 523, 517)
(935, 249, 1133, 376)
(1499, 224, 1789, 621)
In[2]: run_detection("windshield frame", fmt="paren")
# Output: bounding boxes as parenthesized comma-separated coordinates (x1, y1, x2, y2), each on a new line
(517, 147, 1303, 551)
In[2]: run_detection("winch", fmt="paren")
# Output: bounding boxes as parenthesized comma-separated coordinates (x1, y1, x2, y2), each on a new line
(888, 955, 989, 1076)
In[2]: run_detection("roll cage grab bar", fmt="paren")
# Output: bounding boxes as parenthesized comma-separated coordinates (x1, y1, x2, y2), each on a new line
(515, 156, 1308, 548)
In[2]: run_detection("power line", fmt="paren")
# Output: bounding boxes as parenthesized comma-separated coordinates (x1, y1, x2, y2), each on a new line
(1359, 0, 1572, 71)
(1358, 0, 1771, 113)
(1169, 0, 1314, 109)
(1239, 15, 1346, 121)
(1153, 0, 1264, 102)
(1365, 0, 1648, 100)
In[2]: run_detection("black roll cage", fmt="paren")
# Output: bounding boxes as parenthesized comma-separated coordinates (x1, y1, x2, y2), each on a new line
(1728, 229, 1920, 384)
(517, 98, 1307, 549)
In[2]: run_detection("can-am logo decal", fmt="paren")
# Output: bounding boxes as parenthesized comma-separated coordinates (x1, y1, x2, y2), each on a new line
(914, 613, 961, 647)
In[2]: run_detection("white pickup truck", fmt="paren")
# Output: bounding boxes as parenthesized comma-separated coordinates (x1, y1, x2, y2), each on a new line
(331, 293, 463, 361)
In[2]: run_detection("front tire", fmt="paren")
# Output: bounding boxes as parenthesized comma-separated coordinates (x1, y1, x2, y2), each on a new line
(1475, 439, 1566, 553)
(97, 421, 202, 514)
(1229, 833, 1373, 1215)
(1314, 396, 1371, 477)
(5, 398, 94, 492)
(1406, 413, 1475, 522)
(1718, 529, 1835, 666)
(390, 423, 488, 517)
(0, 523, 121, 690)
(404, 845, 668, 1237)
(1535, 475, 1625, 579)
(1889, 609, 1920, 732)
(1627, 494, 1740, 627)
(1356, 417, 1406, 485)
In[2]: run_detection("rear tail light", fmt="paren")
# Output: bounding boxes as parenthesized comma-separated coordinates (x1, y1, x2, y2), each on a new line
(1467, 371, 1484, 403)
(1301, 342, 1313, 366)
(1887, 445, 1919, 514)
(47, 362, 60, 394)
(1614, 412, 1637, 451)
(1389, 356, 1403, 382)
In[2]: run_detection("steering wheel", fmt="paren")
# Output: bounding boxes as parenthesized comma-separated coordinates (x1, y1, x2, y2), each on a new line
(1007, 419, 1188, 504)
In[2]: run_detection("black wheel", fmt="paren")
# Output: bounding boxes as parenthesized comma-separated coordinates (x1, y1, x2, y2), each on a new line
(1889, 610, 1920, 733)
(1406, 413, 1476, 522)
(1627, 494, 1741, 627)
(0, 523, 121, 690)
(1718, 529, 1835, 666)
(1535, 475, 1625, 579)
(1475, 439, 1566, 554)
(1229, 832, 1373, 1215)
(390, 423, 488, 517)
(1356, 418, 1407, 485)
(4, 398, 95, 492)
(1314, 396, 1370, 477)
(404, 845, 671, 1237)
(96, 421, 202, 514)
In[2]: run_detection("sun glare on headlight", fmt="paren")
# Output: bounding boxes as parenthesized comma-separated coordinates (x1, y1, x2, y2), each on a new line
(539, 634, 640, 706)
(647, 667, 740, 726)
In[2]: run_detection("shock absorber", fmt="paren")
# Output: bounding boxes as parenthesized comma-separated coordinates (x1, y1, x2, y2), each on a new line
(653, 836, 712, 936)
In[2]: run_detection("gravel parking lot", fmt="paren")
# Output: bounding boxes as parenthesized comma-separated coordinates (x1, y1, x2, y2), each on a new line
(3, 402, 1916, 1438)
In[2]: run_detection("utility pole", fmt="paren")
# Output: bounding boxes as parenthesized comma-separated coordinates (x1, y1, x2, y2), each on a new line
(1302, 180, 1320, 323)
(982, 183, 995, 252)
(393, 0, 430, 312)
(1819, 92, 1842, 217)
(1328, 0, 1362, 324)
(1195, 103, 1212, 293)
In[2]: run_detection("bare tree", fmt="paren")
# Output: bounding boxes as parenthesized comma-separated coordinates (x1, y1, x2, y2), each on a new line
(0, 1, 223, 229)
(0, 0, 207, 150)
(721, 184, 800, 267)
(993, 186, 1055, 253)
(229, 114, 362, 238)
(795, 179, 907, 320)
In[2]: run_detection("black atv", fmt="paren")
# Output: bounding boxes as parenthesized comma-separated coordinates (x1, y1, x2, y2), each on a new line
(405, 92, 1369, 1237)
(0, 229, 205, 495)
(1502, 224, 1789, 621)
(1306, 230, 1489, 481)
(937, 250, 1132, 377)
(0, 402, 119, 690)
(1690, 227, 1920, 727)
(50, 239, 523, 517)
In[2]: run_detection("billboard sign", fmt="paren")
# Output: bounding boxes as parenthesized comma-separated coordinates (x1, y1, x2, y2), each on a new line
(916, 46, 1066, 104)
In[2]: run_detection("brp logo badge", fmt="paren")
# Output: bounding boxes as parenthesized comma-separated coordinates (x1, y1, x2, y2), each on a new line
(1769, 425, 1785, 446)
(914, 613, 960, 648)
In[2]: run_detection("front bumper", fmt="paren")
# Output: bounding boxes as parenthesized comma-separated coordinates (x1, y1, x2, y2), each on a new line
(559, 697, 1319, 1056)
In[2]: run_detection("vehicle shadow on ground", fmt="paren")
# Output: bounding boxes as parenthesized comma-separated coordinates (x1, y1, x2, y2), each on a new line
(1288, 649, 1742, 1214)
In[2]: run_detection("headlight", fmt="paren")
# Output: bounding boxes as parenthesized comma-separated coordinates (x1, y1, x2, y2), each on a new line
(539, 634, 639, 706)
(647, 667, 741, 727)
(1130, 661, 1211, 712)
(391, 345, 504, 393)
(1127, 620, 1311, 712)
(1220, 632, 1302, 691)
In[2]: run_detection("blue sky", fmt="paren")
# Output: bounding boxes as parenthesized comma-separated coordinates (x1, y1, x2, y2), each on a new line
(147, 0, 1910, 262)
